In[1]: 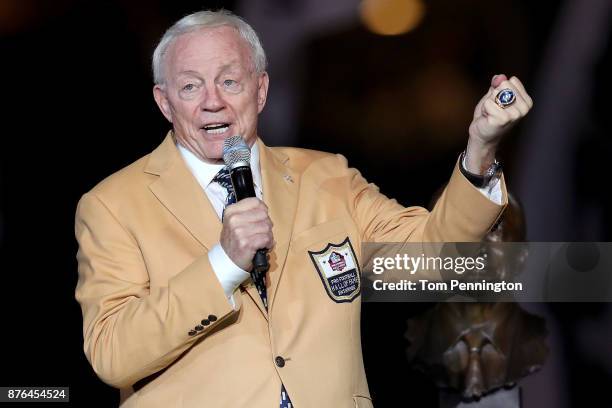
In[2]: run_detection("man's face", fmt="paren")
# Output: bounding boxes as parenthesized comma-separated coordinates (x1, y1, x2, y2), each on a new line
(153, 26, 269, 163)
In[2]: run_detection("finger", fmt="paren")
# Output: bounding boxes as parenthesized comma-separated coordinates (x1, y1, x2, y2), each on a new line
(503, 105, 522, 121)
(512, 97, 530, 116)
(493, 79, 518, 93)
(501, 89, 529, 117)
(224, 199, 255, 214)
(255, 198, 269, 211)
(233, 197, 269, 211)
(486, 112, 510, 129)
(249, 233, 275, 251)
(474, 87, 494, 119)
(251, 219, 273, 234)
(483, 98, 509, 122)
(509, 76, 533, 108)
(491, 74, 508, 89)
(224, 199, 269, 217)
(234, 221, 273, 240)
(233, 197, 265, 210)
(225, 209, 270, 228)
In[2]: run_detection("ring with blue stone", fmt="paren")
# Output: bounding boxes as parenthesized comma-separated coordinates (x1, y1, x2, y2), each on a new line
(495, 88, 516, 108)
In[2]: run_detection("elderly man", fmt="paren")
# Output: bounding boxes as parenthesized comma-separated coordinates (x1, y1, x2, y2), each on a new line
(75, 9, 532, 408)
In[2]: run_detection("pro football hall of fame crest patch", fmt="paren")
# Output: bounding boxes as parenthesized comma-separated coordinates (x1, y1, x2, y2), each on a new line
(308, 237, 361, 303)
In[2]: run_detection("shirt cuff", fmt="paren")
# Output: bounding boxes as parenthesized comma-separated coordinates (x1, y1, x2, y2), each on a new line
(208, 244, 250, 309)
(478, 177, 503, 205)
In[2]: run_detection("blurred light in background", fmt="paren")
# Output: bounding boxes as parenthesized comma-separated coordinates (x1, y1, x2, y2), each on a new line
(0, 0, 35, 34)
(0, 0, 74, 35)
(360, 0, 425, 36)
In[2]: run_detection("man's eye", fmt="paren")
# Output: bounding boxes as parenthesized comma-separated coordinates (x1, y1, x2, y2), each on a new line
(223, 79, 237, 87)
(182, 83, 196, 92)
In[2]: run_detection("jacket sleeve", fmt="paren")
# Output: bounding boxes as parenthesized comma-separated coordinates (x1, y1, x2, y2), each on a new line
(74, 192, 238, 389)
(340, 155, 508, 243)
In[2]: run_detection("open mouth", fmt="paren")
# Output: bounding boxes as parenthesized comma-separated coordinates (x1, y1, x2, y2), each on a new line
(202, 123, 230, 134)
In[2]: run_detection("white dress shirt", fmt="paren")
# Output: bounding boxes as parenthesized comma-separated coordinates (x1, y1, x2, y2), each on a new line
(178, 142, 502, 308)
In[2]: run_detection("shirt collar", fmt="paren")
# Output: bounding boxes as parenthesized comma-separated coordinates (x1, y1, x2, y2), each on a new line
(177, 140, 262, 192)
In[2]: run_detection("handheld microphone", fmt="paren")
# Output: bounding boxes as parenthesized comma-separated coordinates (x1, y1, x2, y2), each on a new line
(222, 136, 269, 274)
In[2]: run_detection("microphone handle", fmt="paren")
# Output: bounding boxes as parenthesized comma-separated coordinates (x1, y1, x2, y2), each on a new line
(229, 166, 270, 273)
(252, 249, 269, 274)
(230, 166, 256, 200)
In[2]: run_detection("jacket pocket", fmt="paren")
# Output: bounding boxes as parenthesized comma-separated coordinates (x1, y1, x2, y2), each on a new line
(353, 395, 374, 408)
(290, 217, 349, 252)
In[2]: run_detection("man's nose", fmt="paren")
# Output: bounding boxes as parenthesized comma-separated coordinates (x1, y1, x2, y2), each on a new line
(200, 84, 225, 112)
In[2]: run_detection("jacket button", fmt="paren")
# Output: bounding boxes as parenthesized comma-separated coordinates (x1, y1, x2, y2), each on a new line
(201, 319, 210, 326)
(188, 330, 197, 336)
(275, 356, 285, 367)
(195, 325, 204, 331)
(208, 315, 217, 322)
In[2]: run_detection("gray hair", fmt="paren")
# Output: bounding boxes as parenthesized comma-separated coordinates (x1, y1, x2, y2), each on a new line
(152, 9, 267, 85)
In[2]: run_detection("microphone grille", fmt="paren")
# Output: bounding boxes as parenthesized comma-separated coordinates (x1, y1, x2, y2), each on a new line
(223, 135, 251, 168)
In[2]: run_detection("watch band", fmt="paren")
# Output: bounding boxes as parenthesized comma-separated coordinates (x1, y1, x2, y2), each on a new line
(459, 151, 502, 188)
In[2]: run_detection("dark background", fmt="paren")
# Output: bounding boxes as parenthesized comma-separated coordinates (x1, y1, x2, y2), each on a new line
(1, 0, 610, 406)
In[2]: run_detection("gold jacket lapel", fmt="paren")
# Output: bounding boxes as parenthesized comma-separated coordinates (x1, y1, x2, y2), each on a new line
(144, 133, 221, 251)
(257, 139, 300, 313)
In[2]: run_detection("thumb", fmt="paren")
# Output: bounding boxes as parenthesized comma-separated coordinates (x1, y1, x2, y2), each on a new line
(491, 73, 508, 89)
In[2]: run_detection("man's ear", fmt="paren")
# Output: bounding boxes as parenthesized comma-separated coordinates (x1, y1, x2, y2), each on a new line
(256, 72, 269, 114)
(153, 85, 173, 123)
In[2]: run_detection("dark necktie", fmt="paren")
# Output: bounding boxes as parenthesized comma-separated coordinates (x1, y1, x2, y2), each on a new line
(212, 166, 236, 209)
(212, 168, 292, 407)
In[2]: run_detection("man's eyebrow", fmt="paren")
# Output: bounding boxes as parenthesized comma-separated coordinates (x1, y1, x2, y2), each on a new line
(218, 61, 247, 74)
(176, 70, 202, 78)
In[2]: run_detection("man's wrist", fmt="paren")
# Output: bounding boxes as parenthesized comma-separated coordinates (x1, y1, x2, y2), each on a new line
(464, 137, 497, 175)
